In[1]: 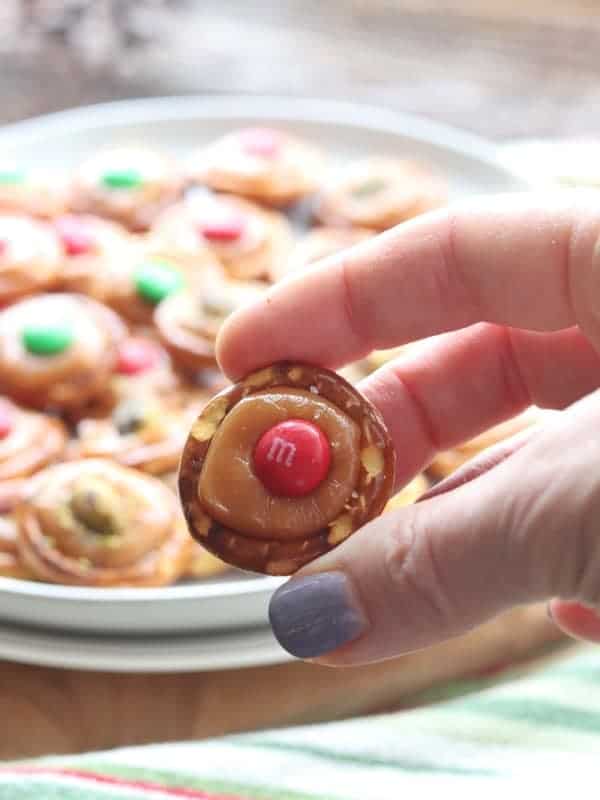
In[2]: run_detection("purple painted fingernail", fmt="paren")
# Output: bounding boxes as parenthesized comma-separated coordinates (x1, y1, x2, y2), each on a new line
(269, 572, 368, 659)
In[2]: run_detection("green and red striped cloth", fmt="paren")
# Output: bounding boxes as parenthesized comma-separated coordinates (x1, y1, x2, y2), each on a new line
(2, 644, 600, 799)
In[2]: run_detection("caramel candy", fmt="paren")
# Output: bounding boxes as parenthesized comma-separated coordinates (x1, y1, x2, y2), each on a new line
(70, 147, 183, 231)
(271, 226, 373, 282)
(0, 293, 126, 413)
(70, 395, 197, 477)
(314, 157, 447, 231)
(151, 192, 293, 281)
(17, 460, 190, 587)
(0, 478, 34, 580)
(154, 277, 265, 373)
(0, 398, 68, 482)
(179, 363, 395, 575)
(53, 214, 134, 297)
(0, 165, 70, 219)
(0, 215, 63, 306)
(185, 128, 323, 207)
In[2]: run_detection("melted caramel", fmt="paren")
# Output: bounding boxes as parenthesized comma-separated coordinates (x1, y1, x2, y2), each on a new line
(198, 388, 360, 539)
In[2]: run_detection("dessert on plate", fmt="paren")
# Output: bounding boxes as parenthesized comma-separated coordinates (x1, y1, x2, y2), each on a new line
(152, 190, 293, 281)
(271, 225, 373, 281)
(314, 157, 446, 230)
(70, 146, 182, 231)
(0, 293, 126, 414)
(0, 215, 63, 306)
(0, 164, 69, 218)
(179, 362, 395, 574)
(186, 127, 323, 206)
(53, 213, 133, 297)
(17, 459, 190, 587)
(154, 273, 265, 373)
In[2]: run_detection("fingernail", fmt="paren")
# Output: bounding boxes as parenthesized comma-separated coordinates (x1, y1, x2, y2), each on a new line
(269, 572, 368, 659)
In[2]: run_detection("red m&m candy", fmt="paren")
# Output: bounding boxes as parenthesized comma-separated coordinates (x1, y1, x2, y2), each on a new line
(197, 207, 247, 243)
(238, 127, 281, 158)
(116, 338, 161, 376)
(55, 216, 95, 256)
(253, 419, 331, 498)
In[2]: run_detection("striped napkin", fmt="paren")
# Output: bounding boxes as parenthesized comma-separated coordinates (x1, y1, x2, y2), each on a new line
(1, 644, 598, 799)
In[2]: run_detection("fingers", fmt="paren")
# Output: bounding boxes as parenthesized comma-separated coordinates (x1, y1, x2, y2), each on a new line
(417, 425, 539, 502)
(217, 192, 600, 379)
(269, 389, 600, 665)
(359, 323, 600, 488)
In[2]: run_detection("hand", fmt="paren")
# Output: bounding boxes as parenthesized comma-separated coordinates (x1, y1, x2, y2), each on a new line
(217, 193, 600, 665)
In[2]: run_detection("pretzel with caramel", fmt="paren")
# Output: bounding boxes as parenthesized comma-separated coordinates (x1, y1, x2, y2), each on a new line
(70, 147, 183, 231)
(0, 215, 62, 306)
(179, 363, 395, 575)
(70, 395, 200, 477)
(151, 192, 292, 281)
(0, 293, 126, 413)
(315, 157, 447, 231)
(0, 398, 68, 482)
(17, 460, 190, 587)
(0, 477, 33, 579)
(186, 127, 323, 207)
(154, 275, 265, 374)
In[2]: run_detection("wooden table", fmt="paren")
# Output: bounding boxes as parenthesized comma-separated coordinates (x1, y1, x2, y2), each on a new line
(0, 0, 592, 759)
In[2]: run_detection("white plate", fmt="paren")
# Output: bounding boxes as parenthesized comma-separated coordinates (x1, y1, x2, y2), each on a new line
(0, 618, 288, 672)
(0, 96, 528, 646)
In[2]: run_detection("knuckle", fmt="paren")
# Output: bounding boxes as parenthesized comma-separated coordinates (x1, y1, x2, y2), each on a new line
(383, 508, 457, 631)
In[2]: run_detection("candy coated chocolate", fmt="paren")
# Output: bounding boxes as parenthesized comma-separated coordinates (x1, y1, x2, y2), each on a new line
(55, 215, 95, 256)
(116, 338, 161, 376)
(134, 261, 184, 305)
(22, 323, 73, 356)
(101, 169, 143, 189)
(253, 418, 331, 498)
(197, 208, 247, 242)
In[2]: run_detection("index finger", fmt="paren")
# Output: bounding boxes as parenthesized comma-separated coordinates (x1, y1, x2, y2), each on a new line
(217, 192, 600, 379)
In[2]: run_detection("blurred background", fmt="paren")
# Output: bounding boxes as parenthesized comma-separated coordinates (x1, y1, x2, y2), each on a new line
(1, 0, 599, 139)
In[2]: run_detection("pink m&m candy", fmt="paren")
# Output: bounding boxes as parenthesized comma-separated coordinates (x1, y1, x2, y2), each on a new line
(253, 419, 331, 498)
(238, 127, 282, 158)
(116, 338, 161, 376)
(55, 216, 95, 256)
(197, 207, 247, 243)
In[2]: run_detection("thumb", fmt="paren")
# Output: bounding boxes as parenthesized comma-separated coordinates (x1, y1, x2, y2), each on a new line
(269, 389, 600, 665)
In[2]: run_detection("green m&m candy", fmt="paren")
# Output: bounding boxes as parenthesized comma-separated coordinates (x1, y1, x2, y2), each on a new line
(134, 261, 184, 305)
(101, 169, 143, 190)
(22, 323, 74, 356)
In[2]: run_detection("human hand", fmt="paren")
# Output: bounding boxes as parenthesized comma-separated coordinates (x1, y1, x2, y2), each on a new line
(217, 193, 600, 664)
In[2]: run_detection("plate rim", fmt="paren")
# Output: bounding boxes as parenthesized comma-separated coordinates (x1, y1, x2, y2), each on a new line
(0, 93, 527, 186)
(0, 619, 290, 672)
